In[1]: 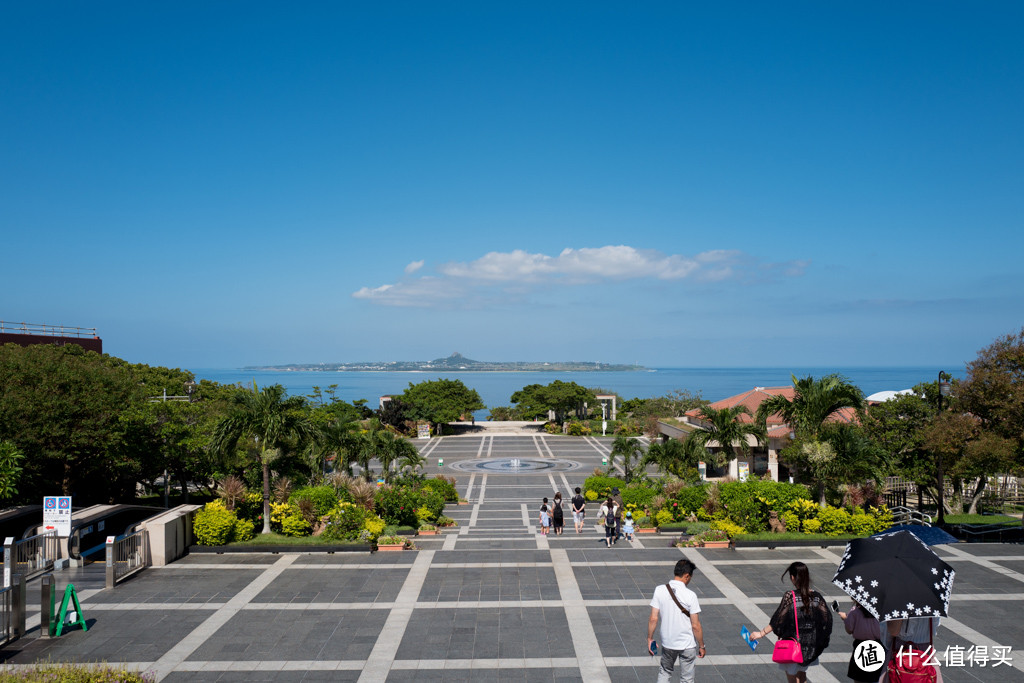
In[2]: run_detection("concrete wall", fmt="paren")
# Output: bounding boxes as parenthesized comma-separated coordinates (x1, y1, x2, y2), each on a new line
(140, 504, 201, 566)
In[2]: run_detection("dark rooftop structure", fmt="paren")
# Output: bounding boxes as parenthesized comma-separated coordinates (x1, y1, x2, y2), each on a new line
(0, 320, 102, 354)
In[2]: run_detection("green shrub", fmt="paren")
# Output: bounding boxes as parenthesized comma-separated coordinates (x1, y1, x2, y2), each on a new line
(373, 485, 421, 527)
(544, 422, 560, 434)
(280, 513, 312, 537)
(585, 490, 599, 501)
(289, 485, 339, 517)
(802, 518, 822, 534)
(194, 501, 247, 546)
(415, 506, 434, 523)
(780, 511, 800, 533)
(621, 485, 656, 511)
(235, 491, 264, 524)
(849, 512, 875, 536)
(870, 505, 893, 533)
(320, 502, 368, 541)
(718, 480, 813, 532)
(0, 663, 155, 682)
(584, 475, 626, 499)
(655, 509, 674, 527)
(436, 515, 457, 527)
(421, 475, 459, 502)
(708, 519, 745, 537)
(673, 484, 709, 515)
(566, 421, 591, 436)
(817, 506, 851, 536)
(233, 518, 256, 542)
(417, 487, 446, 522)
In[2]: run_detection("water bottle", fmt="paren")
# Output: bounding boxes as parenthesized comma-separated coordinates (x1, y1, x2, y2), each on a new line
(650, 640, 658, 656)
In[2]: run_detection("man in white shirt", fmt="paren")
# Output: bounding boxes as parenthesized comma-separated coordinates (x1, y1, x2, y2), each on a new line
(647, 558, 705, 683)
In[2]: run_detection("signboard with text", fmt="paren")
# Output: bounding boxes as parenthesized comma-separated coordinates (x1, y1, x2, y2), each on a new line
(417, 424, 431, 439)
(43, 496, 72, 536)
(738, 462, 750, 482)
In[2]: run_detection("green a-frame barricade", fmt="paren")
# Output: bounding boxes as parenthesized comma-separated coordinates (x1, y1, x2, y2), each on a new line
(50, 583, 87, 637)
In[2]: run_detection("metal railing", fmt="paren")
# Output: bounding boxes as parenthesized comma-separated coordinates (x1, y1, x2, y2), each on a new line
(890, 506, 932, 526)
(0, 321, 98, 338)
(0, 577, 26, 648)
(3, 532, 58, 586)
(106, 530, 149, 588)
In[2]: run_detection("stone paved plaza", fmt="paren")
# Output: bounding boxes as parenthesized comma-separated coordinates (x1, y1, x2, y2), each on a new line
(2, 435, 1024, 682)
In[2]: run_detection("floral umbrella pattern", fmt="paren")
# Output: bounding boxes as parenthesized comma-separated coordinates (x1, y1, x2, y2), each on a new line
(832, 530, 955, 621)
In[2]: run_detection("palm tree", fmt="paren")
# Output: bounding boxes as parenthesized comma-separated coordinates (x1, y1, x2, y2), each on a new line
(693, 405, 763, 468)
(607, 436, 645, 483)
(212, 382, 315, 534)
(374, 430, 423, 483)
(756, 374, 865, 504)
(642, 435, 707, 478)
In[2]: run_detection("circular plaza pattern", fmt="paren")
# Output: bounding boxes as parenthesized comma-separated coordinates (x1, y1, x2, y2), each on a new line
(449, 456, 583, 473)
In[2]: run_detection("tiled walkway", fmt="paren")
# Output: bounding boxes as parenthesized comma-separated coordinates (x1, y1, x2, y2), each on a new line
(2, 435, 1023, 682)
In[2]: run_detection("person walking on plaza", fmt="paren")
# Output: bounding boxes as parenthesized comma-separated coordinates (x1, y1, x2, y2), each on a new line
(539, 504, 550, 535)
(571, 487, 586, 534)
(647, 558, 705, 683)
(837, 600, 882, 682)
(623, 511, 635, 541)
(599, 497, 618, 547)
(749, 561, 833, 683)
(551, 492, 564, 535)
(611, 486, 624, 543)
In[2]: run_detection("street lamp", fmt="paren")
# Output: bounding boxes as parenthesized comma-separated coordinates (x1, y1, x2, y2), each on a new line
(936, 371, 952, 525)
(184, 379, 197, 402)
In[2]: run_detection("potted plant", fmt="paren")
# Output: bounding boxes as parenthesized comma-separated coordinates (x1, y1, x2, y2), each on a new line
(634, 516, 658, 533)
(376, 534, 407, 551)
(418, 524, 438, 536)
(436, 515, 458, 528)
(697, 529, 731, 549)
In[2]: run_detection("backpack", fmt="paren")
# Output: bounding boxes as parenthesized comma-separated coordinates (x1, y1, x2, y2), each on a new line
(604, 505, 617, 527)
(887, 621, 938, 683)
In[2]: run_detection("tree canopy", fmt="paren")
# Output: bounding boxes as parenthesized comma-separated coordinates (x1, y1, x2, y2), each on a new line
(510, 380, 595, 422)
(400, 378, 484, 424)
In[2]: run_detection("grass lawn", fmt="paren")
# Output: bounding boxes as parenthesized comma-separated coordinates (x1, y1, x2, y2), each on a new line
(734, 532, 862, 542)
(944, 513, 1019, 526)
(225, 532, 364, 547)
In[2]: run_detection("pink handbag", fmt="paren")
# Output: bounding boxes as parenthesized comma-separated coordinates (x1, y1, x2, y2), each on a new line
(771, 592, 804, 664)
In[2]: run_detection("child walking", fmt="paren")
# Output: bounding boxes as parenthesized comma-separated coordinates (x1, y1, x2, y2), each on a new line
(539, 504, 550, 535)
(622, 512, 635, 541)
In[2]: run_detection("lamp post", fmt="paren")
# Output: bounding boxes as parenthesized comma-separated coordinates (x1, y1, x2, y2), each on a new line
(936, 371, 952, 525)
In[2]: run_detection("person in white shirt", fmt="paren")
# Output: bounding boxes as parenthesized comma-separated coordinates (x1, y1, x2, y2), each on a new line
(648, 558, 706, 683)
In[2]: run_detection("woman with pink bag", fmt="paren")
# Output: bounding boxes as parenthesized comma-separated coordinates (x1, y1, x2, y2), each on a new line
(749, 562, 834, 683)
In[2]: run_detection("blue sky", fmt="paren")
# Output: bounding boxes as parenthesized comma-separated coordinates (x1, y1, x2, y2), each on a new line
(2, 2, 1022, 370)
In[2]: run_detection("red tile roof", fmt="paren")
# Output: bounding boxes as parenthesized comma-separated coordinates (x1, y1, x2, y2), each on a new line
(685, 387, 860, 429)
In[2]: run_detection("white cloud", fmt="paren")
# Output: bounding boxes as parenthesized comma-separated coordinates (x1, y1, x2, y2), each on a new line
(353, 245, 806, 307)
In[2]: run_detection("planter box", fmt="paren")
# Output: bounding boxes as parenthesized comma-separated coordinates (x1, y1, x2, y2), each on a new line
(731, 538, 852, 549)
(635, 528, 658, 534)
(701, 540, 731, 549)
(189, 544, 371, 554)
(376, 544, 405, 552)
(417, 530, 438, 536)
(458, 501, 470, 506)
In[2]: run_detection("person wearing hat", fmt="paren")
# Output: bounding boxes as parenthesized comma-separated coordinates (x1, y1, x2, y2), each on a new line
(623, 511, 635, 541)
(611, 487, 624, 543)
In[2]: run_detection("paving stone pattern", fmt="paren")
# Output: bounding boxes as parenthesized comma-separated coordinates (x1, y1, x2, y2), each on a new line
(2, 435, 1024, 682)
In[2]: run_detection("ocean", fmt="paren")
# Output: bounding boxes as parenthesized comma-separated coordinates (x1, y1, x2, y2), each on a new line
(192, 366, 956, 417)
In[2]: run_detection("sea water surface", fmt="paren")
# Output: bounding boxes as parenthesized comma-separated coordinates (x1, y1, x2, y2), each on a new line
(193, 367, 956, 415)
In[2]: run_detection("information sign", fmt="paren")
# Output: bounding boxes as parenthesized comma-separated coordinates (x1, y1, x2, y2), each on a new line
(738, 462, 750, 482)
(43, 496, 72, 537)
(417, 424, 431, 439)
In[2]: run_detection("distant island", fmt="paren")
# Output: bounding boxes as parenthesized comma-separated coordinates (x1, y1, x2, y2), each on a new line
(244, 352, 646, 372)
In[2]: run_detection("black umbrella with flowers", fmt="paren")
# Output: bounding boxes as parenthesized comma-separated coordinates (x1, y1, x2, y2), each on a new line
(832, 530, 955, 621)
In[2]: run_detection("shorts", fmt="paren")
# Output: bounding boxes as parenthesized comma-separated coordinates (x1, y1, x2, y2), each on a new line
(573, 511, 584, 524)
(777, 660, 815, 676)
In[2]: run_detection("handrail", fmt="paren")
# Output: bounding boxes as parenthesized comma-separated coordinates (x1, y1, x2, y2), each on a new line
(106, 530, 149, 588)
(0, 576, 26, 647)
(3, 531, 57, 585)
(889, 506, 932, 526)
(0, 321, 99, 338)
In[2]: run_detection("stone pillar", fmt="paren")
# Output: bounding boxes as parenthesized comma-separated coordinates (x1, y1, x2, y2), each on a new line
(768, 450, 779, 482)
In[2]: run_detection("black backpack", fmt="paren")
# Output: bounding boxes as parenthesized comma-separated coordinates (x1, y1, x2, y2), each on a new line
(604, 506, 617, 527)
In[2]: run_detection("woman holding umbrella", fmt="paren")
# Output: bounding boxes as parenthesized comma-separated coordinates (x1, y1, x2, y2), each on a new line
(750, 561, 833, 683)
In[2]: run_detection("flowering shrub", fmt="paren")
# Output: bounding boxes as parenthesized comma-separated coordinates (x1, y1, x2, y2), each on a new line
(421, 475, 459, 502)
(320, 502, 368, 541)
(376, 534, 407, 546)
(544, 422, 561, 434)
(697, 529, 730, 543)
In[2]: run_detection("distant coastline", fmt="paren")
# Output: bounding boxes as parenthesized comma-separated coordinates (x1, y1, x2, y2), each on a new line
(243, 352, 645, 373)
